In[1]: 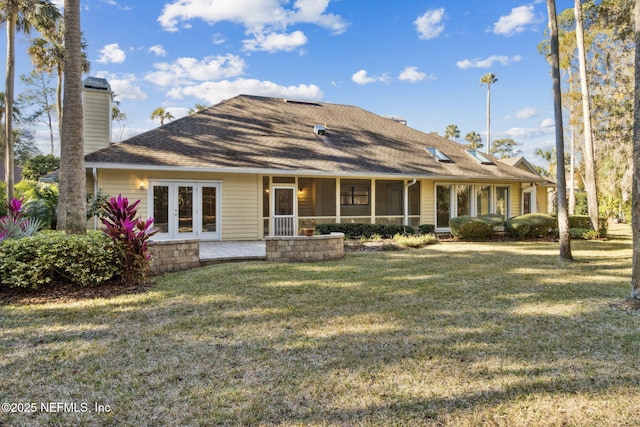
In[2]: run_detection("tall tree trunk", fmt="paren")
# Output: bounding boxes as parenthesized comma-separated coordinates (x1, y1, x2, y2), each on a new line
(4, 12, 16, 203)
(57, 0, 86, 233)
(56, 63, 63, 145)
(574, 0, 600, 233)
(486, 86, 491, 154)
(632, 0, 640, 298)
(547, 0, 573, 261)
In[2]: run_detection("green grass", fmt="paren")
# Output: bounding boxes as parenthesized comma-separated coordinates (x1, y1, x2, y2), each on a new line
(1, 224, 638, 426)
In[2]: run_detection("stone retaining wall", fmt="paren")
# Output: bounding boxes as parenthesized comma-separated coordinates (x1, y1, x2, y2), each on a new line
(149, 239, 200, 274)
(265, 233, 344, 262)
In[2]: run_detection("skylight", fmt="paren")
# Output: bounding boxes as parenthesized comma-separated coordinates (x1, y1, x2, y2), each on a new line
(424, 147, 454, 163)
(466, 149, 495, 165)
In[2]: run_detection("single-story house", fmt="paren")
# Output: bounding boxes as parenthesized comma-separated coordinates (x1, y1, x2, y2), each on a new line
(82, 77, 551, 241)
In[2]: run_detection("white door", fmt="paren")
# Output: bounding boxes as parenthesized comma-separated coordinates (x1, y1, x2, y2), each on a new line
(150, 181, 221, 240)
(272, 186, 296, 236)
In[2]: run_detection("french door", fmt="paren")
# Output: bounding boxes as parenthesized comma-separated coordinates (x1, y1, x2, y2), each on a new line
(150, 181, 221, 240)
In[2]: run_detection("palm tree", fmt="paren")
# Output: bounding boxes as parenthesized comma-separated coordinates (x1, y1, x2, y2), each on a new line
(632, 0, 640, 298)
(480, 73, 498, 155)
(546, 0, 572, 261)
(57, 0, 85, 233)
(464, 131, 483, 150)
(444, 124, 460, 140)
(151, 107, 174, 125)
(0, 0, 60, 202)
(188, 104, 208, 114)
(28, 18, 90, 143)
(573, 0, 599, 234)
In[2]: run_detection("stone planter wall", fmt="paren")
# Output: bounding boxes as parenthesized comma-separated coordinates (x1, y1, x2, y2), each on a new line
(265, 232, 344, 262)
(148, 239, 200, 274)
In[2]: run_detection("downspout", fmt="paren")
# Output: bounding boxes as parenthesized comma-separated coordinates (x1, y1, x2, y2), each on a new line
(93, 168, 98, 230)
(404, 178, 417, 226)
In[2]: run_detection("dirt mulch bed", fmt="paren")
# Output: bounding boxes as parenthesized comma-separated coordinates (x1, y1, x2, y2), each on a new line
(0, 279, 155, 306)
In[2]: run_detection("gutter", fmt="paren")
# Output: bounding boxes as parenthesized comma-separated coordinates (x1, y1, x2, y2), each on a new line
(404, 178, 418, 226)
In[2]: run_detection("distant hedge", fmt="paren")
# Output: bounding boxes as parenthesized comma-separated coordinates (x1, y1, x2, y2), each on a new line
(315, 223, 426, 239)
(568, 215, 608, 238)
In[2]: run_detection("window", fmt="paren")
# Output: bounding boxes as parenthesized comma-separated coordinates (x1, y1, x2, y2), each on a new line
(496, 186, 510, 219)
(341, 184, 370, 205)
(425, 147, 454, 163)
(436, 183, 510, 229)
(476, 185, 491, 215)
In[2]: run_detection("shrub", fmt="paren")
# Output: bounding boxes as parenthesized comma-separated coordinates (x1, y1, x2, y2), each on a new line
(101, 195, 157, 285)
(0, 231, 120, 288)
(418, 224, 435, 234)
(449, 216, 495, 240)
(393, 233, 437, 248)
(568, 215, 608, 238)
(0, 198, 43, 241)
(504, 214, 557, 239)
(477, 213, 505, 228)
(315, 223, 414, 239)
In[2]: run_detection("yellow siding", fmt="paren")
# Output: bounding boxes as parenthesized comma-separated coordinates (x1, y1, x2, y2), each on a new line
(510, 183, 520, 217)
(536, 186, 549, 214)
(91, 169, 260, 240)
(83, 89, 111, 155)
(421, 179, 435, 225)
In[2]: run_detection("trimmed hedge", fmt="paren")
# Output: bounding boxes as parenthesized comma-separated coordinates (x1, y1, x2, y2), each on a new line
(504, 214, 557, 239)
(0, 231, 121, 289)
(418, 224, 436, 234)
(315, 223, 416, 239)
(449, 216, 495, 240)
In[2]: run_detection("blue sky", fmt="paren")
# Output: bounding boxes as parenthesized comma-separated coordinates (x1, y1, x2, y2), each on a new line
(5, 0, 574, 165)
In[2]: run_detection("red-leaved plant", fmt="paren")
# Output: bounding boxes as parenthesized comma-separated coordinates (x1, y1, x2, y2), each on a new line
(0, 198, 43, 241)
(101, 195, 157, 285)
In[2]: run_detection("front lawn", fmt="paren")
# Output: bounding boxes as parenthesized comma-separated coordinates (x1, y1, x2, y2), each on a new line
(1, 224, 638, 426)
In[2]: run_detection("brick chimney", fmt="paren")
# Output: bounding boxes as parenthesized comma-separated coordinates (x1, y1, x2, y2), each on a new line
(82, 77, 112, 155)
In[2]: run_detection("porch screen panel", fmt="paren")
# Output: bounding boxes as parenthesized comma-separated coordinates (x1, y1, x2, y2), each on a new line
(436, 185, 451, 228)
(496, 186, 510, 219)
(201, 186, 217, 232)
(477, 185, 491, 215)
(153, 185, 169, 233)
(456, 185, 471, 216)
(178, 186, 193, 233)
(408, 181, 420, 216)
(375, 180, 403, 216)
(298, 178, 336, 217)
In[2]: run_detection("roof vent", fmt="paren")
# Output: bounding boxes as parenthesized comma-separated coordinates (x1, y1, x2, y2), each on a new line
(314, 125, 326, 136)
(385, 115, 407, 125)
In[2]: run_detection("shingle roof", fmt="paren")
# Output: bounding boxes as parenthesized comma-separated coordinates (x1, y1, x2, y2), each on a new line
(85, 95, 542, 181)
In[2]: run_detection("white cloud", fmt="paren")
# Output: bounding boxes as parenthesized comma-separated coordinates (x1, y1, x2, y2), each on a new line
(243, 30, 308, 52)
(456, 54, 522, 69)
(493, 5, 536, 36)
(398, 66, 433, 82)
(97, 43, 126, 64)
(166, 78, 323, 105)
(96, 72, 147, 101)
(507, 107, 539, 119)
(540, 118, 555, 127)
(158, 0, 348, 46)
(503, 126, 555, 139)
(351, 69, 389, 85)
(144, 54, 246, 87)
(414, 7, 445, 40)
(148, 45, 167, 57)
